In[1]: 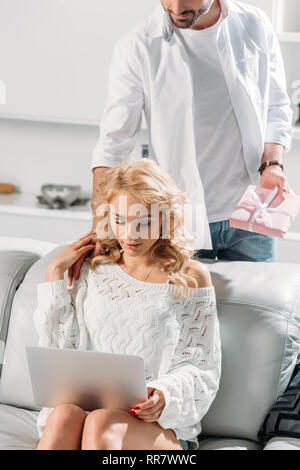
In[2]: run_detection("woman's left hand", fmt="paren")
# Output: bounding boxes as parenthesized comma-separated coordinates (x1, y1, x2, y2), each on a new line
(129, 387, 165, 422)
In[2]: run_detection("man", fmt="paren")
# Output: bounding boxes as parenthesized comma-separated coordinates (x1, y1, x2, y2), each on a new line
(70, 0, 293, 283)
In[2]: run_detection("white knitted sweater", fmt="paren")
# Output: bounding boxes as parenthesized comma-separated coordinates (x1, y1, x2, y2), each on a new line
(33, 260, 221, 449)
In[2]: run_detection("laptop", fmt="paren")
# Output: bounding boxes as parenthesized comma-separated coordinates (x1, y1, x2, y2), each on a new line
(26, 346, 148, 411)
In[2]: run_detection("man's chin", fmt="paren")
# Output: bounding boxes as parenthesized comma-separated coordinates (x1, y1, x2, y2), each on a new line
(175, 23, 192, 29)
(171, 18, 194, 29)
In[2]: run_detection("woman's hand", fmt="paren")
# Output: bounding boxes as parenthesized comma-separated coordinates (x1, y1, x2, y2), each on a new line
(128, 387, 166, 422)
(46, 231, 96, 283)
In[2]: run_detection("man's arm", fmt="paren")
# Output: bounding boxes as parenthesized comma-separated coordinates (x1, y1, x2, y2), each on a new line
(261, 142, 284, 166)
(260, 142, 290, 198)
(91, 35, 144, 171)
(90, 35, 144, 231)
(261, 11, 293, 153)
(259, 12, 293, 198)
(68, 166, 109, 285)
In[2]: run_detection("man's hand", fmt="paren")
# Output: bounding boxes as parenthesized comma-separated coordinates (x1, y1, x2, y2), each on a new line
(67, 235, 103, 286)
(128, 387, 166, 422)
(68, 166, 109, 287)
(260, 165, 291, 200)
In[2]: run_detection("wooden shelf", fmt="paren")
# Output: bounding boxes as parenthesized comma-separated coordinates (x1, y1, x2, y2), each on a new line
(0, 192, 92, 221)
(0, 111, 148, 130)
(278, 32, 300, 43)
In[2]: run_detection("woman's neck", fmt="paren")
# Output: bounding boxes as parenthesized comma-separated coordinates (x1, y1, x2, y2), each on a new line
(119, 252, 155, 272)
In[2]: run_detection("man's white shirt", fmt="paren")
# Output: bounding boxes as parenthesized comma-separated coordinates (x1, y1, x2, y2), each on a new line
(175, 13, 251, 223)
(91, 0, 293, 250)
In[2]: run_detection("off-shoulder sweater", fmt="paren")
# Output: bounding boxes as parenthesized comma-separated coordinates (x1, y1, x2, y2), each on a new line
(33, 260, 222, 450)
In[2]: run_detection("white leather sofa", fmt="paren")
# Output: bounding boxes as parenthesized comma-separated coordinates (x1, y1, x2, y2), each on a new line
(0, 246, 299, 450)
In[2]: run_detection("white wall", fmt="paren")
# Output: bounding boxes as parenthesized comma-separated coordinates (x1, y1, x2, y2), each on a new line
(0, 0, 158, 124)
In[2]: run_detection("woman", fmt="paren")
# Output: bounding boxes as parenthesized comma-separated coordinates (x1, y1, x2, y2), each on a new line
(33, 158, 221, 450)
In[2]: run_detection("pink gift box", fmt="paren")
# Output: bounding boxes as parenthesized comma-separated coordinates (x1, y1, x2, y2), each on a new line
(229, 185, 300, 238)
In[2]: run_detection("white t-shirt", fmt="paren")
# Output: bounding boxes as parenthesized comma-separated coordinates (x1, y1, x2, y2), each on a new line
(175, 15, 251, 223)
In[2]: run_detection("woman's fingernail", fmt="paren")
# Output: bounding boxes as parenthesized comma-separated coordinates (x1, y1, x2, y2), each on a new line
(133, 406, 140, 410)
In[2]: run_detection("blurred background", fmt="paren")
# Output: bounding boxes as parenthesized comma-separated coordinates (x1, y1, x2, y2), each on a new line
(0, 0, 299, 260)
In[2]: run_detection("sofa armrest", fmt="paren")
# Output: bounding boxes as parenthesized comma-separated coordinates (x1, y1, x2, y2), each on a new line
(0, 250, 40, 375)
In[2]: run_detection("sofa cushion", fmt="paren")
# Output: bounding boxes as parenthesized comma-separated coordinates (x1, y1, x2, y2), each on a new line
(0, 404, 39, 450)
(197, 437, 261, 450)
(263, 436, 300, 450)
(0, 250, 40, 376)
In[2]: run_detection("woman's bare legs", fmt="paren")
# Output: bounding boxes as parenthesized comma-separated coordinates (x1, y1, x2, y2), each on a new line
(36, 404, 87, 450)
(81, 408, 184, 450)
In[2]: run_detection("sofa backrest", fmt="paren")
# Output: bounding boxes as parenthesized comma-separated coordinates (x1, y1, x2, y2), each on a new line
(201, 260, 300, 441)
(0, 248, 299, 442)
(0, 247, 63, 411)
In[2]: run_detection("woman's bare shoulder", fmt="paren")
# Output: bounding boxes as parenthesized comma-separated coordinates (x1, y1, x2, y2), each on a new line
(185, 259, 213, 288)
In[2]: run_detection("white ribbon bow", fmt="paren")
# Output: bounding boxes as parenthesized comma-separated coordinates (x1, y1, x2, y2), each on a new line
(238, 186, 292, 232)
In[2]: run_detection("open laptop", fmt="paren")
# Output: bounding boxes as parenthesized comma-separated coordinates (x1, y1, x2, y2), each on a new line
(26, 346, 148, 411)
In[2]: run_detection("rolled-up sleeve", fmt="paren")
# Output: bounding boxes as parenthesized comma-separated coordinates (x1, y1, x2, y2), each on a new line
(91, 35, 144, 170)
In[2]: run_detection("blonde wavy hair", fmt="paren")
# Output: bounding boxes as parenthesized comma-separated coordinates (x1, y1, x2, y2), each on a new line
(88, 158, 199, 299)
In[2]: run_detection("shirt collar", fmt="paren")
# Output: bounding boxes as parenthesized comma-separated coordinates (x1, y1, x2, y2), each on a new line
(144, 0, 229, 41)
